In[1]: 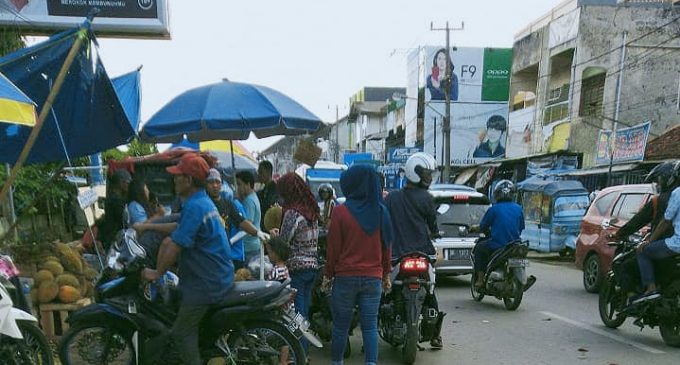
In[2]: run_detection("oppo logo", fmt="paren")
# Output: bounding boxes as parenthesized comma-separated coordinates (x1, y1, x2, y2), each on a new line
(487, 69, 509, 76)
(138, 0, 153, 10)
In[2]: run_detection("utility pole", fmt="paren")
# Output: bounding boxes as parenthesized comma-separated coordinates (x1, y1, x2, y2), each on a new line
(335, 105, 340, 163)
(607, 31, 627, 187)
(431, 21, 464, 183)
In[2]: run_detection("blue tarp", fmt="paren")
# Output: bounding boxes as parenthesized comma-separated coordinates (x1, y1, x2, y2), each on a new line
(112, 70, 142, 131)
(517, 177, 587, 196)
(0, 27, 136, 164)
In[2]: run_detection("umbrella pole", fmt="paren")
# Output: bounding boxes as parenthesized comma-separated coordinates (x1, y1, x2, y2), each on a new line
(0, 28, 89, 205)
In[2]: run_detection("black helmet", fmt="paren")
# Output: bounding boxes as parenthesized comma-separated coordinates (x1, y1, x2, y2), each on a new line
(645, 161, 680, 193)
(493, 179, 515, 202)
(318, 183, 334, 198)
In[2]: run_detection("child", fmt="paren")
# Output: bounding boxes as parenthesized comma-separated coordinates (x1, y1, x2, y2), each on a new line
(266, 236, 290, 282)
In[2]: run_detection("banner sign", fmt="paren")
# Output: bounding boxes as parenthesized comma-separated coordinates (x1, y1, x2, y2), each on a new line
(594, 121, 651, 165)
(549, 8, 580, 48)
(506, 106, 535, 158)
(388, 147, 422, 163)
(0, 0, 170, 38)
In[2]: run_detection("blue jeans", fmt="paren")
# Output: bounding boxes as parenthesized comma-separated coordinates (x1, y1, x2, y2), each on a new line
(331, 276, 382, 365)
(290, 269, 318, 353)
(637, 240, 677, 287)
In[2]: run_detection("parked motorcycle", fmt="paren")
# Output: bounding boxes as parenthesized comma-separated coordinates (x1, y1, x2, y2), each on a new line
(599, 235, 680, 347)
(379, 252, 442, 365)
(58, 228, 321, 364)
(0, 254, 54, 365)
(470, 240, 536, 310)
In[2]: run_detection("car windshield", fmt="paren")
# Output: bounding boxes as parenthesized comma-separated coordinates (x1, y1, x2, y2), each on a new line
(434, 196, 490, 236)
(308, 180, 344, 201)
(553, 195, 590, 217)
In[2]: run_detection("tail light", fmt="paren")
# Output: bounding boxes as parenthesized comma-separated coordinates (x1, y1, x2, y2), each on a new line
(400, 257, 429, 275)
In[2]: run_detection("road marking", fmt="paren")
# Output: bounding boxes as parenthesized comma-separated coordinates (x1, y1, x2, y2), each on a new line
(539, 311, 666, 354)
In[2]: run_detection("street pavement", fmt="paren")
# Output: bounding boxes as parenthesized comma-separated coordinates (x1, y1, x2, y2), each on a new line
(309, 256, 680, 365)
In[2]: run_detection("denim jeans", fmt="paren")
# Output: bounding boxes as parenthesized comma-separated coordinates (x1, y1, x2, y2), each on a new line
(473, 239, 497, 272)
(637, 239, 677, 287)
(331, 276, 382, 365)
(290, 268, 318, 353)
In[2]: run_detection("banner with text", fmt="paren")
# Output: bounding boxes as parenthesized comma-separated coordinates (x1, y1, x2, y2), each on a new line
(594, 121, 651, 165)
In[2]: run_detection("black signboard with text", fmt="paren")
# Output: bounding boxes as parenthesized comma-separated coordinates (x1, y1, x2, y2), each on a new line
(47, 0, 157, 19)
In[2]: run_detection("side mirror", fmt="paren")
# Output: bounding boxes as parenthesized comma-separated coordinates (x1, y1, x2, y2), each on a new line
(437, 204, 450, 215)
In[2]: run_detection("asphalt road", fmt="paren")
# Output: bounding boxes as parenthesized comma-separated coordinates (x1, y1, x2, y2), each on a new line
(309, 256, 680, 365)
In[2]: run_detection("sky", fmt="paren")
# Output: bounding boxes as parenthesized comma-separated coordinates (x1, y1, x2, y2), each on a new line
(76, 0, 561, 153)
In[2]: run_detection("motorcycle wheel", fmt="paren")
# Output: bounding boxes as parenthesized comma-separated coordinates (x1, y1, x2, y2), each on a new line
(470, 272, 484, 302)
(0, 321, 54, 365)
(225, 320, 306, 365)
(59, 322, 135, 365)
(401, 324, 418, 365)
(583, 254, 602, 293)
(598, 275, 626, 328)
(503, 277, 524, 311)
(659, 281, 680, 347)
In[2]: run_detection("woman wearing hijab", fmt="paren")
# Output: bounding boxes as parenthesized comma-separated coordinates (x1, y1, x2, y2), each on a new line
(325, 165, 394, 365)
(275, 173, 320, 338)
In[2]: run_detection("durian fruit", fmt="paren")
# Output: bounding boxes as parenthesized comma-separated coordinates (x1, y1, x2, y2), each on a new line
(41, 261, 64, 276)
(264, 205, 283, 231)
(58, 285, 81, 304)
(33, 270, 54, 287)
(56, 273, 80, 288)
(37, 281, 59, 303)
(80, 281, 94, 298)
(30, 288, 38, 305)
(55, 242, 71, 257)
(61, 252, 83, 274)
(84, 268, 98, 281)
(43, 256, 60, 264)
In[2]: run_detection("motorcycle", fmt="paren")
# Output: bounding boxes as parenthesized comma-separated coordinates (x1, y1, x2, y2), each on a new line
(58, 228, 322, 364)
(379, 252, 443, 365)
(599, 234, 680, 347)
(470, 240, 536, 310)
(0, 254, 54, 365)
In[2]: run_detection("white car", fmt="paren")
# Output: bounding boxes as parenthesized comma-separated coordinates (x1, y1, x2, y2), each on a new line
(429, 184, 491, 276)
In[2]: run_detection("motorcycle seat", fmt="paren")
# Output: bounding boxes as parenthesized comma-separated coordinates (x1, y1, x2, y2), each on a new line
(218, 280, 286, 308)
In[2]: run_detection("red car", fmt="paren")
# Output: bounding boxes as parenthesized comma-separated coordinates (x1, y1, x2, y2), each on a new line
(575, 184, 655, 293)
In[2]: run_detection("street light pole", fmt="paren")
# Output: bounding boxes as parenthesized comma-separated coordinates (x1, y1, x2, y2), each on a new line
(607, 31, 627, 187)
(431, 21, 464, 183)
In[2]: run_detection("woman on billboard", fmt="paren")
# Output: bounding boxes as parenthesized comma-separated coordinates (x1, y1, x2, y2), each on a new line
(473, 115, 507, 158)
(426, 48, 459, 101)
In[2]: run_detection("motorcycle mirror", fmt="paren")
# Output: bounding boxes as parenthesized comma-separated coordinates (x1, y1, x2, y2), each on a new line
(437, 204, 450, 215)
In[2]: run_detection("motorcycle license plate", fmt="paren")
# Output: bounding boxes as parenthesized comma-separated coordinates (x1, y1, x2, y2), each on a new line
(285, 308, 309, 337)
(507, 258, 529, 267)
(445, 248, 470, 260)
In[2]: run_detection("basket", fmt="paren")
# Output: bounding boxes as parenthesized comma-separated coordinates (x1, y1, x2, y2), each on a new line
(293, 138, 322, 167)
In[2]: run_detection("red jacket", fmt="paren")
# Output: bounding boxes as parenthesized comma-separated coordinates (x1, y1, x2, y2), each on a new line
(325, 204, 391, 279)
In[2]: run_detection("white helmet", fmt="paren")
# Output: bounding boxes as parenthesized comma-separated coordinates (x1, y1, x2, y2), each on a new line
(404, 152, 438, 186)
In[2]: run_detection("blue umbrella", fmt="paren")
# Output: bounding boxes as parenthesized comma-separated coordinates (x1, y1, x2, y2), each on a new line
(139, 80, 322, 143)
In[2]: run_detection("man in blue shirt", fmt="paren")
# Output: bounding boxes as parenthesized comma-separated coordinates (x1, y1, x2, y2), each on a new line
(473, 180, 525, 289)
(236, 170, 263, 265)
(142, 154, 233, 365)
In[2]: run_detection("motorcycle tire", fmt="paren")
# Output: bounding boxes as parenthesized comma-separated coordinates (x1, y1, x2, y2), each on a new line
(59, 322, 135, 365)
(503, 277, 524, 311)
(401, 323, 418, 365)
(470, 272, 484, 302)
(598, 275, 626, 329)
(227, 320, 306, 365)
(659, 281, 680, 347)
(0, 321, 54, 365)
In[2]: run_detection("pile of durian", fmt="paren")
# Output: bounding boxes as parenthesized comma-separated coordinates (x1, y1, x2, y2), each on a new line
(31, 242, 98, 305)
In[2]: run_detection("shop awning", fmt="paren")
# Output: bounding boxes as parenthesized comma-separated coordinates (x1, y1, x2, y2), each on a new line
(563, 163, 639, 176)
(454, 167, 478, 185)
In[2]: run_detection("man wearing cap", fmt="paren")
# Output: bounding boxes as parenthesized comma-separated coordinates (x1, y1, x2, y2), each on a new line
(206, 168, 267, 270)
(97, 168, 132, 250)
(141, 154, 233, 365)
(473, 115, 507, 158)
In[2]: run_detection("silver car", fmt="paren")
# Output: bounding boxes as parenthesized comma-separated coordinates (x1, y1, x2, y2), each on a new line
(429, 185, 491, 276)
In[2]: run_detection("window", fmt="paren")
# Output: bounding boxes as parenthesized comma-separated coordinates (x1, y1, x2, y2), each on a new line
(579, 72, 606, 117)
(523, 192, 543, 223)
(612, 194, 647, 221)
(554, 195, 590, 218)
(594, 192, 617, 216)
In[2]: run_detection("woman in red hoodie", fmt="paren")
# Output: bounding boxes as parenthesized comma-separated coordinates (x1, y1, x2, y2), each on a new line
(325, 165, 394, 365)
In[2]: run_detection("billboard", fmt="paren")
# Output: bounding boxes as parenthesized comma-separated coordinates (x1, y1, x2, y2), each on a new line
(506, 106, 535, 158)
(0, 0, 170, 38)
(594, 121, 651, 166)
(424, 102, 509, 166)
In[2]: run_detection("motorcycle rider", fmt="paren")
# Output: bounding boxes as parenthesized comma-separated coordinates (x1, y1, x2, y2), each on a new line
(473, 180, 525, 290)
(635, 161, 680, 303)
(141, 154, 235, 365)
(612, 161, 678, 296)
(384, 152, 444, 349)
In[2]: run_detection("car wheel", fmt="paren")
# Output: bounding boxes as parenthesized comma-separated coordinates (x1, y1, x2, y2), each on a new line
(583, 254, 601, 293)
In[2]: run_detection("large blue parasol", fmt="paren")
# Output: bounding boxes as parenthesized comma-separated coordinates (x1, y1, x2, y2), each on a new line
(139, 80, 322, 143)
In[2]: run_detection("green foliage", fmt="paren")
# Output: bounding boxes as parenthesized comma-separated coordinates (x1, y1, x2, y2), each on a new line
(0, 27, 24, 56)
(101, 138, 158, 163)
(0, 163, 72, 213)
